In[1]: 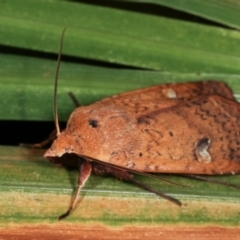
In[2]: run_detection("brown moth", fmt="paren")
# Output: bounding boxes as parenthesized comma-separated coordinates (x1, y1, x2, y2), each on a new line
(44, 30, 240, 219)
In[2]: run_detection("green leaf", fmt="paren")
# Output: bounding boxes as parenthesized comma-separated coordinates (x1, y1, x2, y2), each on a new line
(1, 0, 240, 121)
(1, 146, 240, 225)
(1, 53, 240, 121)
(0, 0, 240, 73)
(124, 0, 240, 30)
(1, 0, 240, 229)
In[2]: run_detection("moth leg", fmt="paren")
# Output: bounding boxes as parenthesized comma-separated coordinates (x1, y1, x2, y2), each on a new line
(68, 92, 81, 107)
(58, 161, 92, 220)
(117, 170, 182, 206)
(92, 164, 181, 206)
(130, 177, 182, 206)
(183, 174, 240, 190)
(20, 129, 57, 148)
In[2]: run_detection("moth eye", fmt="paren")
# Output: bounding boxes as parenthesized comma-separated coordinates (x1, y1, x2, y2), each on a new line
(88, 119, 99, 128)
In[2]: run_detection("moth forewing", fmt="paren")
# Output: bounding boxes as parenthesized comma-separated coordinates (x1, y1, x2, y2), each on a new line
(128, 94, 240, 174)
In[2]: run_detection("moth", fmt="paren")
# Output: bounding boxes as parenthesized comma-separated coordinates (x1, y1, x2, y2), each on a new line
(43, 30, 240, 219)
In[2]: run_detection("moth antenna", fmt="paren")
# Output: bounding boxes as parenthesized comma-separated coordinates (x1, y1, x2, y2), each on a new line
(54, 28, 67, 136)
(68, 92, 81, 107)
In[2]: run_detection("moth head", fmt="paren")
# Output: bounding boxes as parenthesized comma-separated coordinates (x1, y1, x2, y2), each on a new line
(44, 104, 136, 162)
